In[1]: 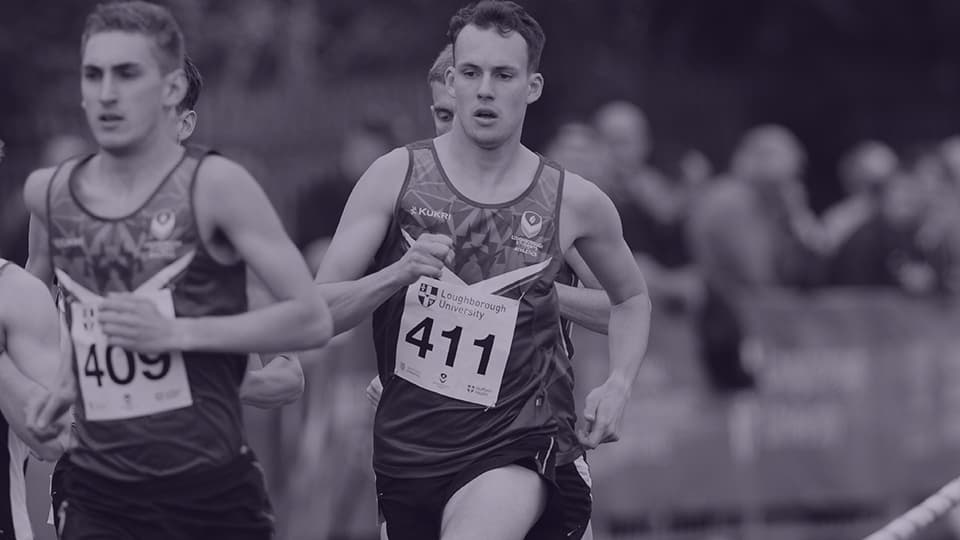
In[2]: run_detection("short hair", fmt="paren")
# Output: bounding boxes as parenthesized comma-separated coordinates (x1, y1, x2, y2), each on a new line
(178, 56, 202, 113)
(447, 1, 546, 73)
(82, 1, 185, 74)
(427, 45, 454, 85)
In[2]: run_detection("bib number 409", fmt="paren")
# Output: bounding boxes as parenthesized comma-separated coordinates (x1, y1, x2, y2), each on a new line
(404, 316, 495, 375)
(82, 344, 172, 387)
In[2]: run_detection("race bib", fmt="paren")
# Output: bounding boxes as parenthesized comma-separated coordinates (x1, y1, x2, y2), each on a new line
(69, 289, 193, 421)
(394, 277, 518, 407)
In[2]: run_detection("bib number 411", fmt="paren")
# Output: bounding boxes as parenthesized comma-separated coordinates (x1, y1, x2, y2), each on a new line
(404, 316, 495, 375)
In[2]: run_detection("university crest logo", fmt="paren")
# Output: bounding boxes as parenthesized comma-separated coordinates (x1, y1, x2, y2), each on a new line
(520, 211, 543, 239)
(417, 282, 439, 307)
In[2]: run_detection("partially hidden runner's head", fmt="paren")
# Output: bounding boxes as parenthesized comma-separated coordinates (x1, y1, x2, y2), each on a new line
(446, 0, 545, 149)
(81, 1, 188, 152)
(176, 55, 202, 142)
(427, 45, 455, 136)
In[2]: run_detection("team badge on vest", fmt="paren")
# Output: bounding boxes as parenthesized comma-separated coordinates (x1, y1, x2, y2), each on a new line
(144, 210, 182, 260)
(150, 210, 176, 240)
(520, 211, 543, 239)
(417, 282, 439, 307)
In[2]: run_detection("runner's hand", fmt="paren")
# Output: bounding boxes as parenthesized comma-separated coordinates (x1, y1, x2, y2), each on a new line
(25, 386, 74, 444)
(577, 377, 632, 449)
(365, 376, 383, 409)
(100, 293, 179, 354)
(395, 233, 454, 285)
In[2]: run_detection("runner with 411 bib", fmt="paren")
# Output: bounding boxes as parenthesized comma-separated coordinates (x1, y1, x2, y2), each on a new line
(314, 3, 651, 539)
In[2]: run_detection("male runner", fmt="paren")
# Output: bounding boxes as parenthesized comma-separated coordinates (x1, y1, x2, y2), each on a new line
(44, 52, 306, 537)
(366, 42, 608, 540)
(22, 2, 331, 539)
(315, 2, 651, 539)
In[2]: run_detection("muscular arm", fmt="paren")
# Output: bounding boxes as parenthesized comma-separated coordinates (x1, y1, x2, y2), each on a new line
(175, 157, 333, 353)
(555, 247, 610, 334)
(565, 176, 652, 447)
(314, 149, 444, 335)
(0, 267, 70, 460)
(571, 181, 651, 386)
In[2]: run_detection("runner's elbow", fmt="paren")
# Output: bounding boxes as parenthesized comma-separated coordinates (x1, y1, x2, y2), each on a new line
(301, 295, 334, 349)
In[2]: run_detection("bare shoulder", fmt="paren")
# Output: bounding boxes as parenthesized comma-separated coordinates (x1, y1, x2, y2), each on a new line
(0, 264, 50, 321)
(195, 154, 259, 193)
(561, 171, 618, 219)
(348, 146, 411, 210)
(22, 167, 58, 218)
(356, 147, 409, 189)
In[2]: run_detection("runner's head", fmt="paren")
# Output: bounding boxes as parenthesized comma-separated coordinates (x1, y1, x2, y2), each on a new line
(175, 56, 202, 142)
(428, 45, 455, 136)
(81, 1, 188, 152)
(446, 1, 545, 148)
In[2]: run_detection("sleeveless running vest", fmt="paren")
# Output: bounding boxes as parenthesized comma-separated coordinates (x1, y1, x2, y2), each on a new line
(46, 146, 248, 481)
(0, 260, 33, 540)
(550, 262, 582, 466)
(370, 140, 568, 477)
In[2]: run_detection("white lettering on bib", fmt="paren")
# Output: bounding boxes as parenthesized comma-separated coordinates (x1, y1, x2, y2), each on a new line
(395, 277, 518, 407)
(69, 289, 193, 421)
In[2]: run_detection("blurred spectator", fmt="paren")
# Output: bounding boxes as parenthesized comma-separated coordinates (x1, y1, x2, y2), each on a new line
(676, 148, 713, 189)
(294, 117, 396, 247)
(544, 121, 615, 184)
(690, 124, 825, 292)
(687, 124, 824, 392)
(828, 170, 956, 295)
(821, 140, 898, 251)
(594, 100, 691, 268)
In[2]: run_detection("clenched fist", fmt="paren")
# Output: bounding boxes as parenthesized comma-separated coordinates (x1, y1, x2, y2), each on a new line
(394, 233, 454, 285)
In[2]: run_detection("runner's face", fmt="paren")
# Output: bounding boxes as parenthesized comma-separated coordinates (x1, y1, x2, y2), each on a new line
(450, 25, 542, 149)
(81, 32, 179, 152)
(430, 81, 455, 136)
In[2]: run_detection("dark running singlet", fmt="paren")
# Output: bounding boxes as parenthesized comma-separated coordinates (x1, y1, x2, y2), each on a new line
(46, 146, 249, 481)
(371, 140, 568, 478)
(0, 260, 33, 540)
(551, 262, 583, 466)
